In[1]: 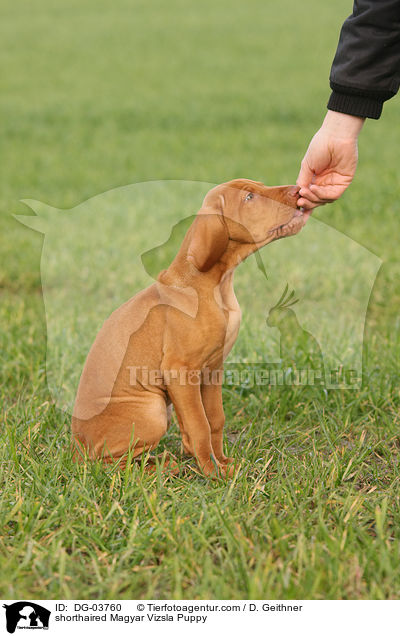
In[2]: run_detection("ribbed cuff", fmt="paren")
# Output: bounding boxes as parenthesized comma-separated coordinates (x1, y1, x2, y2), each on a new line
(328, 91, 383, 119)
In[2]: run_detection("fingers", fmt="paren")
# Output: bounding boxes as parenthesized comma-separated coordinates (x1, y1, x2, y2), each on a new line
(297, 162, 319, 209)
(296, 158, 314, 190)
(298, 183, 348, 209)
(298, 186, 327, 210)
(299, 186, 322, 203)
(297, 129, 355, 209)
(309, 183, 348, 201)
(297, 196, 324, 211)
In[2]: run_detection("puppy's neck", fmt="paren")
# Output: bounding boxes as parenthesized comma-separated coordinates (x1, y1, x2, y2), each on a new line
(221, 239, 266, 271)
(158, 238, 265, 291)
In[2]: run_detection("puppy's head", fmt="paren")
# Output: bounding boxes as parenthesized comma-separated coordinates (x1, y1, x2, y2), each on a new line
(187, 178, 308, 272)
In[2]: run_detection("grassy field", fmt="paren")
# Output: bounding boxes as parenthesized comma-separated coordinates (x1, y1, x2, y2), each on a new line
(1, 0, 400, 600)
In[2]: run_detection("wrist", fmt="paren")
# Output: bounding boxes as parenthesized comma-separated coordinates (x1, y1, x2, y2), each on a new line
(322, 110, 365, 140)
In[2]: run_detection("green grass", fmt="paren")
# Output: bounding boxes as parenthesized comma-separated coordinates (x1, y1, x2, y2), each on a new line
(2, 0, 400, 600)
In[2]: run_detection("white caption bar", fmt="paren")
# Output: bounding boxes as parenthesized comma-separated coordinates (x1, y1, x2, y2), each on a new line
(2, 599, 399, 636)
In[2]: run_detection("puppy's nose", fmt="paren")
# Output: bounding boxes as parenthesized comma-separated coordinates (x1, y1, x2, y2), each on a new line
(285, 185, 300, 207)
(288, 185, 300, 200)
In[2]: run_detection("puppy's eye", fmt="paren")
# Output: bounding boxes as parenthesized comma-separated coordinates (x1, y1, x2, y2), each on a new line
(245, 192, 254, 201)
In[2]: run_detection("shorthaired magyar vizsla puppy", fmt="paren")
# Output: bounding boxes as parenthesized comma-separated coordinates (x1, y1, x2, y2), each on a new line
(72, 179, 308, 477)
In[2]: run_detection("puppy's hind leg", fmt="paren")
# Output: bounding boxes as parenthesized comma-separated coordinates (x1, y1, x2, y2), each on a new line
(73, 392, 178, 473)
(166, 402, 174, 430)
(123, 393, 178, 472)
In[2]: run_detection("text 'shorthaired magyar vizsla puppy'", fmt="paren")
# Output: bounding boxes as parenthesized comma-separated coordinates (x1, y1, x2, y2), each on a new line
(72, 179, 309, 477)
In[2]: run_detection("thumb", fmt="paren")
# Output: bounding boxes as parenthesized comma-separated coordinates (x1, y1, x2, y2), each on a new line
(296, 157, 314, 190)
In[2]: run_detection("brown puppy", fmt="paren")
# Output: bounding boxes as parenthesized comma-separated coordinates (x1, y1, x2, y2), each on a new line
(72, 179, 308, 477)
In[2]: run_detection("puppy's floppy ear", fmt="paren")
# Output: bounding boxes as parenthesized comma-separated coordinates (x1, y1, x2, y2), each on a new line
(187, 207, 229, 272)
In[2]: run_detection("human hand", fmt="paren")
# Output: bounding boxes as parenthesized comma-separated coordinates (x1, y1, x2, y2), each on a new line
(297, 110, 365, 210)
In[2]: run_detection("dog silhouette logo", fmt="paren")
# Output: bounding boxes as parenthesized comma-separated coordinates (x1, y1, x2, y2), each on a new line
(3, 602, 50, 633)
(14, 180, 382, 406)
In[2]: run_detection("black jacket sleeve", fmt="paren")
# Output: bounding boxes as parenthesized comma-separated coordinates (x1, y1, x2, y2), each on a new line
(328, 0, 400, 119)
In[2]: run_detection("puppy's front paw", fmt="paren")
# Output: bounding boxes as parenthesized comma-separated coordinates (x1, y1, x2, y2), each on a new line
(180, 441, 193, 457)
(219, 463, 235, 479)
(218, 455, 234, 465)
(200, 457, 235, 479)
